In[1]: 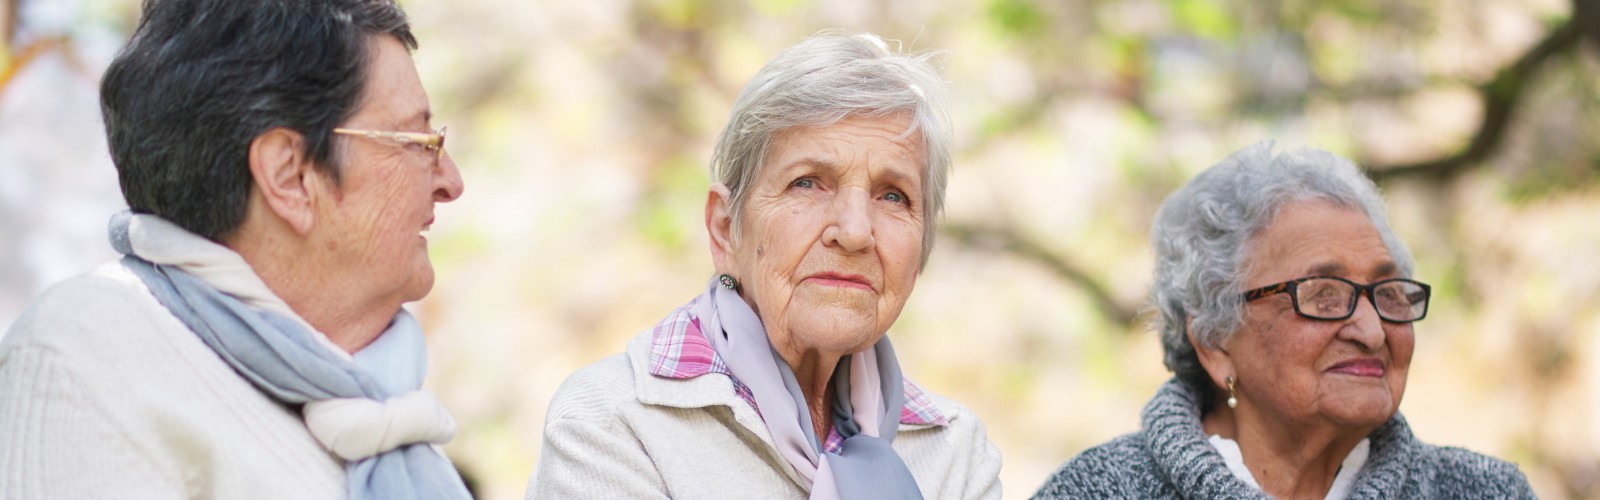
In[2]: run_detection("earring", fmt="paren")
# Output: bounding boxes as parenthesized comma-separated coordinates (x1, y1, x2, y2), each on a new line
(718, 273, 738, 290)
(1225, 376, 1238, 409)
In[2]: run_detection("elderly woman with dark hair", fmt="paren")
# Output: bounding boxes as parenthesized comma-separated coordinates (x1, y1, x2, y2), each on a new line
(1033, 142, 1534, 499)
(527, 32, 1001, 499)
(0, 0, 468, 498)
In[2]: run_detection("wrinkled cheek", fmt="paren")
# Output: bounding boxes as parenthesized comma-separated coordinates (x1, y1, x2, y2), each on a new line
(1389, 370, 1408, 405)
(882, 248, 917, 282)
(1391, 330, 1417, 368)
(738, 234, 784, 314)
(751, 225, 795, 276)
(355, 221, 398, 262)
(1390, 333, 1415, 400)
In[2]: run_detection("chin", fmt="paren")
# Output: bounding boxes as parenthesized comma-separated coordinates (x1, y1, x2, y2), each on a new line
(786, 316, 883, 353)
(1323, 392, 1399, 427)
(401, 267, 436, 302)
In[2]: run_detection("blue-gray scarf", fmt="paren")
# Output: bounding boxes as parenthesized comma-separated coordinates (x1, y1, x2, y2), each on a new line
(110, 213, 470, 500)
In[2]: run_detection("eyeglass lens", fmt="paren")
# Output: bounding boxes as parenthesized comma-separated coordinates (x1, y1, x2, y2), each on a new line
(1296, 278, 1428, 321)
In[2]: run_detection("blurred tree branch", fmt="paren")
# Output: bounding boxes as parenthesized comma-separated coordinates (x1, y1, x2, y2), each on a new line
(942, 221, 1141, 325)
(944, 2, 1598, 330)
(1365, 11, 1588, 183)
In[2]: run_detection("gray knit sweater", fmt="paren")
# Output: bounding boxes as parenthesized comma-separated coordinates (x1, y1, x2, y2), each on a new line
(1031, 379, 1535, 499)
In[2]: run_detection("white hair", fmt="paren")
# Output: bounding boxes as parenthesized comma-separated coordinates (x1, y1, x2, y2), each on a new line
(1149, 141, 1415, 401)
(710, 31, 952, 267)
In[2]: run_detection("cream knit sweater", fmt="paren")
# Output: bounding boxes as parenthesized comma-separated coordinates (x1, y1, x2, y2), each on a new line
(526, 329, 1004, 499)
(0, 261, 346, 499)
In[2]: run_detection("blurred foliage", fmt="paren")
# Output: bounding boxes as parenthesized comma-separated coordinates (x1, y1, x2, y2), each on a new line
(3, 0, 1599, 498)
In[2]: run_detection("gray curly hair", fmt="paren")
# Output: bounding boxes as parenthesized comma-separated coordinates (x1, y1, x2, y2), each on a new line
(1149, 141, 1415, 407)
(710, 31, 952, 267)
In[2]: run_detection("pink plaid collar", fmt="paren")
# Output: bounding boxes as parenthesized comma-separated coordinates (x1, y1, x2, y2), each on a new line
(647, 305, 948, 451)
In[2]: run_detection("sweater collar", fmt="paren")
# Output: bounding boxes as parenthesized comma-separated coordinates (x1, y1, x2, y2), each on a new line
(1140, 378, 1418, 499)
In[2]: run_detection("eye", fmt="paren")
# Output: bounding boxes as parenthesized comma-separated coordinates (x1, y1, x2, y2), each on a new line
(883, 190, 910, 205)
(1375, 286, 1402, 304)
(791, 178, 817, 189)
(1297, 280, 1348, 313)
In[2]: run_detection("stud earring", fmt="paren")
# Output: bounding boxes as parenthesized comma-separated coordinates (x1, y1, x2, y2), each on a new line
(1225, 375, 1238, 409)
(718, 274, 738, 290)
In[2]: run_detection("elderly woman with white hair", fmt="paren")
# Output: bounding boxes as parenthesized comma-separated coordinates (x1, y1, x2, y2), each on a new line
(525, 32, 1001, 499)
(1032, 142, 1534, 499)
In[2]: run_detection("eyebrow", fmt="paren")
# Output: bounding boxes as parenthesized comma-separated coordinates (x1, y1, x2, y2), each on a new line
(1307, 262, 1347, 277)
(776, 156, 920, 188)
(1305, 261, 1399, 279)
(776, 156, 839, 176)
(1371, 261, 1399, 278)
(872, 161, 918, 192)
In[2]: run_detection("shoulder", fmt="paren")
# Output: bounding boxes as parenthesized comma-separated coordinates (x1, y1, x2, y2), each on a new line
(2, 262, 215, 386)
(1032, 433, 1159, 499)
(0, 262, 346, 497)
(6, 263, 148, 339)
(29, 261, 145, 307)
(1414, 444, 1536, 497)
(895, 382, 993, 453)
(1368, 416, 1536, 497)
(906, 384, 978, 431)
(2, 262, 183, 362)
(892, 383, 1003, 499)
(543, 351, 639, 424)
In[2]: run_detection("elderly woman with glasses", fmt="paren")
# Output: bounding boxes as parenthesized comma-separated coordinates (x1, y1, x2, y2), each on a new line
(0, 0, 469, 498)
(526, 32, 1002, 499)
(1032, 143, 1533, 499)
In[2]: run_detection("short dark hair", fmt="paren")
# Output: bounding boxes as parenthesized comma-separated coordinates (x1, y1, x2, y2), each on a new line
(101, 0, 418, 242)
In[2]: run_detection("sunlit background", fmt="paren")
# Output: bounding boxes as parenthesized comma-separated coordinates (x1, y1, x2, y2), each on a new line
(3, 0, 1598, 498)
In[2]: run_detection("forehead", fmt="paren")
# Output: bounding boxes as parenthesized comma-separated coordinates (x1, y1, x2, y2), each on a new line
(349, 35, 429, 126)
(763, 113, 925, 176)
(1246, 199, 1396, 284)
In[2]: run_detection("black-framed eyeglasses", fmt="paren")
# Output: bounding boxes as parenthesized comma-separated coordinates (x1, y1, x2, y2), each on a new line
(1241, 276, 1431, 323)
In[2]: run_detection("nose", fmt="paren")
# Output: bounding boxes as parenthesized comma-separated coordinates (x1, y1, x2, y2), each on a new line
(1339, 290, 1387, 351)
(433, 149, 464, 202)
(822, 186, 874, 252)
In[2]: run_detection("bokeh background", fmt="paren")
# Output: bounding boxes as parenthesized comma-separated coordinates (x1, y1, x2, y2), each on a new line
(3, 0, 1598, 498)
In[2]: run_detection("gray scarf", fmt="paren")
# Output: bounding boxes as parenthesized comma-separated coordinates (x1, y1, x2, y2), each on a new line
(110, 212, 470, 500)
(694, 277, 922, 500)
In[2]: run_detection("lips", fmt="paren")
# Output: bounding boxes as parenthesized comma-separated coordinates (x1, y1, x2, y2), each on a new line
(804, 272, 873, 291)
(1327, 357, 1385, 377)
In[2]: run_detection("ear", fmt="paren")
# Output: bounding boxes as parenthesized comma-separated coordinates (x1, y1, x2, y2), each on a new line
(247, 127, 319, 235)
(706, 183, 738, 274)
(1188, 317, 1234, 390)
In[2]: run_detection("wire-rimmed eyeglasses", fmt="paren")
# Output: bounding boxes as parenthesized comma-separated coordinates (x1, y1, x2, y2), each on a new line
(332, 126, 447, 161)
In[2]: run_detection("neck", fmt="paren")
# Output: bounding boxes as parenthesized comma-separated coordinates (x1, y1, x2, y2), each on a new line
(226, 213, 395, 354)
(781, 348, 842, 443)
(1202, 398, 1372, 499)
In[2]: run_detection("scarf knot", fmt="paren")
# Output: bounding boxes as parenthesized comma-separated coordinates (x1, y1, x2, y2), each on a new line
(304, 391, 459, 461)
